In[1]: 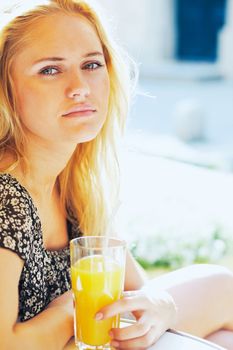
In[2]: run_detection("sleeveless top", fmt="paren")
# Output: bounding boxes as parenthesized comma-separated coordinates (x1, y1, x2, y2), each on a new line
(0, 173, 80, 322)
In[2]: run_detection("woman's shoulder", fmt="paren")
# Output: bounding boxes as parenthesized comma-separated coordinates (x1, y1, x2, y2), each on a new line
(0, 172, 20, 192)
(0, 173, 32, 205)
(0, 173, 34, 260)
(0, 172, 35, 230)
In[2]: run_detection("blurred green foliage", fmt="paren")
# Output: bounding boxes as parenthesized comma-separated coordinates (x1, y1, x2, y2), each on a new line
(130, 227, 233, 270)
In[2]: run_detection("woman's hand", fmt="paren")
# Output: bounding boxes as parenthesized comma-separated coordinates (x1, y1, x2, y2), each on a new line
(95, 289, 177, 349)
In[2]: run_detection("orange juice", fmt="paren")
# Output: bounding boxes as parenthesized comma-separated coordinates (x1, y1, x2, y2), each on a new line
(71, 255, 125, 346)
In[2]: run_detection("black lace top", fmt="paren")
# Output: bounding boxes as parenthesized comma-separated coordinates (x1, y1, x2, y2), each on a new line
(0, 173, 80, 322)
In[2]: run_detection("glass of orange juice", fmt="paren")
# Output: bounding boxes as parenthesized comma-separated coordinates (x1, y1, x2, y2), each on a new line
(70, 236, 126, 349)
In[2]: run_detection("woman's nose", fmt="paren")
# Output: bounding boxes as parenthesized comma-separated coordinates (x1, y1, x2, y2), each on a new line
(66, 74, 90, 100)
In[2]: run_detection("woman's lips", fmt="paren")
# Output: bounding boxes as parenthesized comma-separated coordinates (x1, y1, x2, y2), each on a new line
(63, 110, 96, 118)
(62, 105, 96, 118)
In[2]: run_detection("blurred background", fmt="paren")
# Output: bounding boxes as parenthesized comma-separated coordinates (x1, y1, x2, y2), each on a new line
(100, 0, 233, 274)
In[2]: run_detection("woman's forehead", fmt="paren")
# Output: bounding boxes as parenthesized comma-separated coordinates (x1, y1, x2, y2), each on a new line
(15, 12, 103, 60)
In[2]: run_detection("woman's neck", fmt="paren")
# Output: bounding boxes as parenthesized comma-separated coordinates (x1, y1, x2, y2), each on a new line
(5, 140, 77, 198)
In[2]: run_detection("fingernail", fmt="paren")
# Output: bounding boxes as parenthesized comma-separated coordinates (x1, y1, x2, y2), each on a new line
(111, 341, 119, 348)
(95, 312, 103, 321)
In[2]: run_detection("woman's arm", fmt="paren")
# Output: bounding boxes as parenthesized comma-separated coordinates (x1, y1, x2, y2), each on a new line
(124, 250, 148, 291)
(0, 248, 73, 350)
(146, 264, 233, 337)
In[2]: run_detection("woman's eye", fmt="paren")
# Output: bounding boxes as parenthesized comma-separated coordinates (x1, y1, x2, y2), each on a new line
(83, 62, 104, 70)
(39, 67, 59, 75)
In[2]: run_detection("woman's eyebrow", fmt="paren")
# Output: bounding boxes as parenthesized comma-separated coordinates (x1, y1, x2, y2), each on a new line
(33, 52, 104, 65)
(33, 57, 65, 65)
(83, 51, 104, 58)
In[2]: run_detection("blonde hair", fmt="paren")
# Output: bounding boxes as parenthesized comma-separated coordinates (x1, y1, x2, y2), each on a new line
(0, 0, 135, 235)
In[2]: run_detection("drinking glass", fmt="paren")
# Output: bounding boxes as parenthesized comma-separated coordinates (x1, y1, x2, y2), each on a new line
(70, 236, 126, 350)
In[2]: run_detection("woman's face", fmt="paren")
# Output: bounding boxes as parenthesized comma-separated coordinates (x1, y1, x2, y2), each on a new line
(11, 13, 110, 147)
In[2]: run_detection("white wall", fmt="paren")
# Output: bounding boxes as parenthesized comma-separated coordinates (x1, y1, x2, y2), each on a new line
(100, 0, 176, 74)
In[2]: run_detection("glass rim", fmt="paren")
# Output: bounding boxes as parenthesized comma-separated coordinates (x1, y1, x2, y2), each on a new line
(70, 236, 126, 250)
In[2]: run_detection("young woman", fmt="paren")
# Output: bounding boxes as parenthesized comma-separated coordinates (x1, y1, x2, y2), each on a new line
(0, 1, 232, 349)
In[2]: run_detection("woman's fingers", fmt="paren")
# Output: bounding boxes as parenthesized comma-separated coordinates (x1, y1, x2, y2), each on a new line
(95, 291, 176, 349)
(110, 325, 160, 349)
(96, 294, 149, 320)
(110, 320, 151, 341)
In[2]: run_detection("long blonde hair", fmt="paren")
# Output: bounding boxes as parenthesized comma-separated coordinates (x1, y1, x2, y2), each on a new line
(0, 0, 134, 235)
